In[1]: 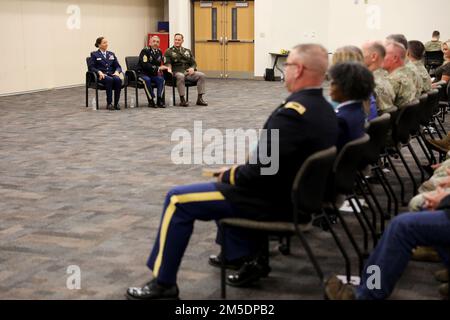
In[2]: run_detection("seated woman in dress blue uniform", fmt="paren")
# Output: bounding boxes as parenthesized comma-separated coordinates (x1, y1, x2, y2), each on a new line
(329, 62, 375, 149)
(88, 37, 123, 111)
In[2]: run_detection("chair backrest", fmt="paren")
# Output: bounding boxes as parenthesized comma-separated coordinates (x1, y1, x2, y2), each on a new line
(447, 82, 450, 103)
(393, 100, 419, 144)
(422, 89, 439, 124)
(86, 57, 91, 69)
(363, 113, 391, 164)
(437, 82, 448, 103)
(332, 134, 371, 195)
(425, 51, 444, 66)
(125, 56, 140, 71)
(416, 94, 429, 125)
(291, 147, 337, 218)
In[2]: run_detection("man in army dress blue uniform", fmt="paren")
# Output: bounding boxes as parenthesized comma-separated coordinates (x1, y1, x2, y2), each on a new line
(138, 36, 168, 108)
(126, 44, 338, 300)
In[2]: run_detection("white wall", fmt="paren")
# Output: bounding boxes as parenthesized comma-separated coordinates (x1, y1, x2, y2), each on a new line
(327, 0, 450, 52)
(254, 0, 330, 78)
(253, 0, 450, 77)
(168, 0, 191, 48)
(0, 0, 164, 95)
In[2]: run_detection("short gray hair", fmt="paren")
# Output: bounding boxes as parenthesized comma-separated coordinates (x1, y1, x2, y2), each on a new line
(291, 43, 329, 76)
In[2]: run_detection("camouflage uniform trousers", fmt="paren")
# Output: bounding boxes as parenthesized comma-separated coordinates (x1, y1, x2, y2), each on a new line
(409, 153, 450, 211)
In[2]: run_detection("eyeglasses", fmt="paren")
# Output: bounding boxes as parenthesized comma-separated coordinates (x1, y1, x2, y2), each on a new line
(283, 62, 299, 68)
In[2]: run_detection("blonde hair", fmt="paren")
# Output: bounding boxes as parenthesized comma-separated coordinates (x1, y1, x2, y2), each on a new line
(332, 46, 364, 65)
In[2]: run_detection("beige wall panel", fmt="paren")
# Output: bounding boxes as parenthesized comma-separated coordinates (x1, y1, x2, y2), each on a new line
(0, 0, 164, 95)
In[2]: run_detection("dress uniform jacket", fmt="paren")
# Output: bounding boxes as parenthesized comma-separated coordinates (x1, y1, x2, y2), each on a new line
(216, 88, 338, 220)
(164, 46, 197, 74)
(336, 101, 366, 150)
(139, 47, 164, 76)
(89, 50, 122, 75)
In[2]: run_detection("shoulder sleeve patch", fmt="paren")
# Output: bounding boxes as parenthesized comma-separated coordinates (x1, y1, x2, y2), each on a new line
(284, 102, 306, 115)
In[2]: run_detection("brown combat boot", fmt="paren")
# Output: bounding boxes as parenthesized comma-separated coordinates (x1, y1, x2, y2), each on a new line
(324, 275, 356, 300)
(439, 283, 449, 299)
(435, 269, 449, 283)
(179, 96, 189, 107)
(428, 133, 450, 153)
(412, 246, 441, 263)
(196, 94, 208, 106)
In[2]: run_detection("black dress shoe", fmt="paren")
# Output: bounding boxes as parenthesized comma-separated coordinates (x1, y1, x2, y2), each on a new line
(106, 104, 114, 110)
(148, 99, 156, 108)
(126, 279, 179, 300)
(208, 254, 247, 270)
(226, 260, 271, 288)
(114, 104, 121, 110)
(157, 97, 166, 108)
(179, 96, 189, 107)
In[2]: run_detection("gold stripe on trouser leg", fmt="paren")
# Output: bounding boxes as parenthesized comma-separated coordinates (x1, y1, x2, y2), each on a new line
(230, 166, 237, 185)
(153, 191, 226, 277)
(139, 78, 152, 100)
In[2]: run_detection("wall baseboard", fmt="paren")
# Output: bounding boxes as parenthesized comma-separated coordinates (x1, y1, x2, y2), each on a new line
(0, 84, 84, 97)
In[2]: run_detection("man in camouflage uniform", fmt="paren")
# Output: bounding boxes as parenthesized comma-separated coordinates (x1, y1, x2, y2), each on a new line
(383, 42, 417, 108)
(409, 151, 450, 211)
(164, 33, 208, 107)
(407, 40, 433, 94)
(386, 34, 421, 98)
(362, 41, 396, 113)
(425, 31, 443, 52)
(404, 59, 423, 98)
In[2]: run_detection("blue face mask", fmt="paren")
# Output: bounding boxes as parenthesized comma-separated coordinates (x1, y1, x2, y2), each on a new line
(325, 96, 340, 110)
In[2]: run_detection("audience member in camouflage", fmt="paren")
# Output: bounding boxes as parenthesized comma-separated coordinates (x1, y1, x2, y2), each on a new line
(384, 42, 417, 108)
(361, 41, 396, 112)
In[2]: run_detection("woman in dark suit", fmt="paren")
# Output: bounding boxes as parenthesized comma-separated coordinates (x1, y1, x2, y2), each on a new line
(88, 37, 123, 110)
(329, 62, 375, 150)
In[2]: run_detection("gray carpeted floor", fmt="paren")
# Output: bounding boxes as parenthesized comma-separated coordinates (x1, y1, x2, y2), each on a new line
(0, 79, 445, 299)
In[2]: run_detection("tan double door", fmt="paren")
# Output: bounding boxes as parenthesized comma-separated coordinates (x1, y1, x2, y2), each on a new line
(194, 1, 254, 79)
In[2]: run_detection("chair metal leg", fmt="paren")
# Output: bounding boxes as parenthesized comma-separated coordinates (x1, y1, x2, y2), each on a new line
(432, 120, 444, 139)
(332, 203, 364, 274)
(220, 223, 227, 299)
(86, 85, 89, 108)
(374, 166, 397, 219)
(95, 88, 99, 111)
(419, 130, 437, 165)
(322, 214, 352, 283)
(352, 189, 378, 247)
(186, 87, 189, 102)
(124, 86, 128, 109)
(346, 196, 369, 253)
(435, 116, 447, 136)
(294, 222, 324, 282)
(396, 147, 418, 195)
(386, 154, 407, 206)
(358, 173, 384, 235)
(135, 85, 139, 108)
(415, 134, 433, 166)
(406, 143, 425, 183)
(173, 86, 176, 106)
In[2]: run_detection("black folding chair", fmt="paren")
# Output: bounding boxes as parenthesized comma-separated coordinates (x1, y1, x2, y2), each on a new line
(325, 135, 375, 274)
(85, 57, 127, 110)
(164, 71, 198, 106)
(124, 56, 165, 108)
(425, 51, 444, 73)
(218, 147, 348, 299)
(362, 113, 395, 232)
